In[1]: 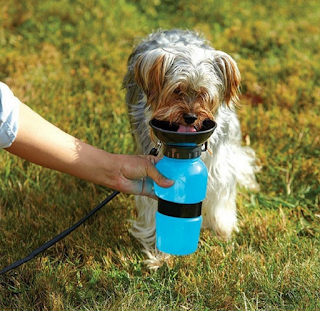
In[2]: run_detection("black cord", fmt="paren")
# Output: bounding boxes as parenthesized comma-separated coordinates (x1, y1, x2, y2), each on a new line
(0, 191, 119, 275)
(0, 142, 161, 276)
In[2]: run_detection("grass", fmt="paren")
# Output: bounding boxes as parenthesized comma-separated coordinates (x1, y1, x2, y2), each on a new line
(1, 0, 320, 310)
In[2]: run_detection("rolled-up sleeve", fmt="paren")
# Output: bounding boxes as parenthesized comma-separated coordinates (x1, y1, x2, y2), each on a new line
(0, 82, 21, 149)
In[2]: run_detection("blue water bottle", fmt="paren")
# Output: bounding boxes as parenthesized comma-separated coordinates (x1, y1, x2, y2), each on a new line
(150, 119, 217, 255)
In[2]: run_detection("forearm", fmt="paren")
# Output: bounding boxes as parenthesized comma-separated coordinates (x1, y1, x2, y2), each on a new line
(6, 103, 114, 186)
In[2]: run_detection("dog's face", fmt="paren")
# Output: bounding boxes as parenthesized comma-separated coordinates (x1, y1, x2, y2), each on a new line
(134, 46, 241, 132)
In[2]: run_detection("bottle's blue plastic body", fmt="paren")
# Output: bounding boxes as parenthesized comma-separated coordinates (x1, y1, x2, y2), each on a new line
(154, 156, 208, 204)
(154, 155, 208, 255)
(155, 212, 202, 255)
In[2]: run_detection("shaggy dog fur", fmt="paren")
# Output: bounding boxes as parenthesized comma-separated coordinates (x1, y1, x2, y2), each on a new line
(123, 29, 260, 268)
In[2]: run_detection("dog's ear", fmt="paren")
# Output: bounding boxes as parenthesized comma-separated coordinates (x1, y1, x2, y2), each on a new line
(213, 51, 241, 107)
(134, 49, 174, 107)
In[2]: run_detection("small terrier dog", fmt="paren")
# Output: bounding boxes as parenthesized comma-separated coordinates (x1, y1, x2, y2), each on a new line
(123, 29, 259, 268)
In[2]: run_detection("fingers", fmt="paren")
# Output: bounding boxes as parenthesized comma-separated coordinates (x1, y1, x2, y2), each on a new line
(140, 178, 158, 199)
(117, 154, 173, 198)
(147, 155, 161, 165)
(145, 155, 174, 188)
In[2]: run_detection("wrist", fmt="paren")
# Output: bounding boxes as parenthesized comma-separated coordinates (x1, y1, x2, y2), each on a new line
(94, 151, 124, 189)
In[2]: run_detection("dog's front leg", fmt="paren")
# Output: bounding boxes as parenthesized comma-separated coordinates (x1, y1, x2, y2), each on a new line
(130, 196, 169, 269)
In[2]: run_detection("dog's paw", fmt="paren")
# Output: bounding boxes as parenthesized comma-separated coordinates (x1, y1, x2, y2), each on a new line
(142, 248, 170, 270)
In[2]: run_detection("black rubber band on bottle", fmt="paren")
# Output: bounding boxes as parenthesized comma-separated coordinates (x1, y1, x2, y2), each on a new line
(158, 199, 202, 218)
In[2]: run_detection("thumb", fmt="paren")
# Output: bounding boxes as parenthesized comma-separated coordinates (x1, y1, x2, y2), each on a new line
(146, 156, 174, 188)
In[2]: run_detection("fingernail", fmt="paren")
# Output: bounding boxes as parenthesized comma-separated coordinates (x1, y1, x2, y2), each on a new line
(165, 179, 174, 186)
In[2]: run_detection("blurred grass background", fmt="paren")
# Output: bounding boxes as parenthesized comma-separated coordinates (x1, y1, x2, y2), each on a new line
(0, 0, 319, 310)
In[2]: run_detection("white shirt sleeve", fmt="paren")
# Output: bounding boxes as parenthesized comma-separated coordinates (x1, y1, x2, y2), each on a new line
(0, 82, 21, 149)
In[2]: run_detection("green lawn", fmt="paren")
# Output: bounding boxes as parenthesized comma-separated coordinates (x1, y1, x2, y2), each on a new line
(1, 0, 319, 310)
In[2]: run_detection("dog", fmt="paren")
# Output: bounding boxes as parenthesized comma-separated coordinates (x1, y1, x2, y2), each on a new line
(123, 29, 260, 269)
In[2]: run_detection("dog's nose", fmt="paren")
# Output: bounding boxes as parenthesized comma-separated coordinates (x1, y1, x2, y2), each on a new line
(183, 113, 198, 124)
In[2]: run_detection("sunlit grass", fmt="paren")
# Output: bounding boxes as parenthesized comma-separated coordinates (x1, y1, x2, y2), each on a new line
(0, 0, 319, 310)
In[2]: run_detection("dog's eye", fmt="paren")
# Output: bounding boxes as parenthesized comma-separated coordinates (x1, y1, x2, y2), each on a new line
(173, 88, 181, 95)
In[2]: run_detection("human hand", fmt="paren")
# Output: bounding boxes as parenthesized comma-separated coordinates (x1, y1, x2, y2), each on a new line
(109, 154, 174, 199)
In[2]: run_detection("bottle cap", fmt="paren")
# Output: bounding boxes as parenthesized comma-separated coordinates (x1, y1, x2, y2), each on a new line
(149, 119, 217, 159)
